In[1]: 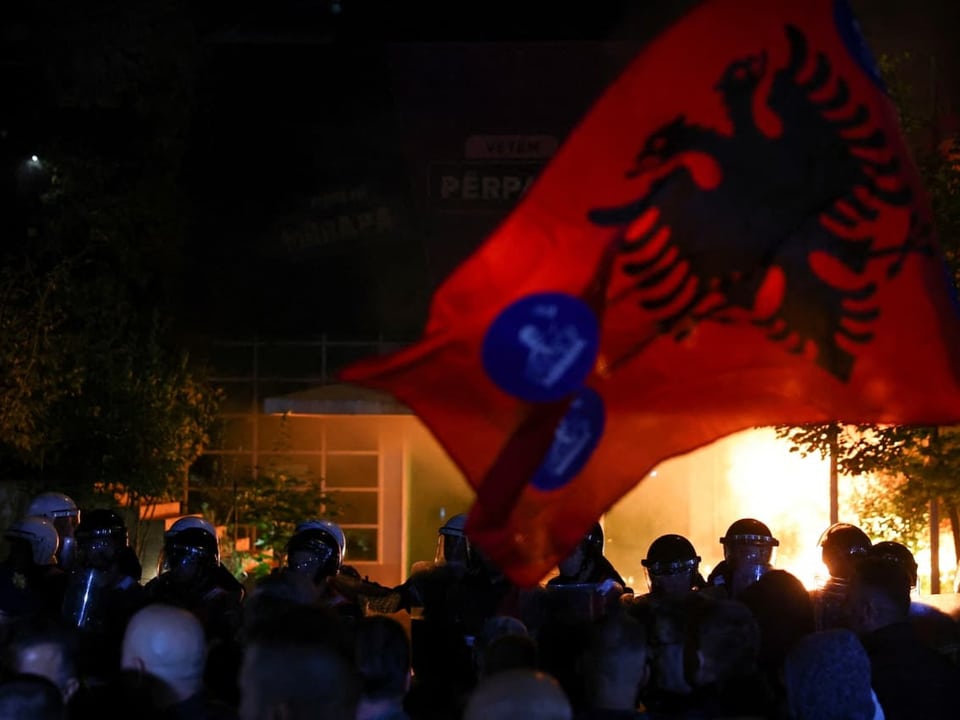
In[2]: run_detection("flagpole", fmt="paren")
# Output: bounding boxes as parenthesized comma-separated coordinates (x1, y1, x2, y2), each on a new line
(930, 497, 941, 594)
(828, 424, 839, 526)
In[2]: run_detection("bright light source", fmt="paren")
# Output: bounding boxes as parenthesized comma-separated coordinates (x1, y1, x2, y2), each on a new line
(726, 429, 832, 589)
(30, 155, 39, 163)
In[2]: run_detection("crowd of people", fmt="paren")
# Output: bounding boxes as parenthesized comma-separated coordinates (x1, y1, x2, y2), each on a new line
(0, 492, 958, 719)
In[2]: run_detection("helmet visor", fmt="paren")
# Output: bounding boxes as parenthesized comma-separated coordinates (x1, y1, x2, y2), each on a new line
(435, 533, 470, 567)
(723, 543, 776, 567)
(168, 545, 213, 582)
(288, 542, 339, 580)
(77, 537, 117, 571)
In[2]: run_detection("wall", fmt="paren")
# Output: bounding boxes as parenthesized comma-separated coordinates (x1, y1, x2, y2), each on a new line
(404, 421, 475, 572)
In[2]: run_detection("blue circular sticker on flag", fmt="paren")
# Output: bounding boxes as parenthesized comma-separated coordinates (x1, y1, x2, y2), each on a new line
(531, 387, 605, 492)
(834, 0, 886, 92)
(482, 292, 600, 403)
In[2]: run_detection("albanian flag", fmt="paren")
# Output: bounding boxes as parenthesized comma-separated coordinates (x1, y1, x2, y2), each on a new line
(342, 0, 960, 586)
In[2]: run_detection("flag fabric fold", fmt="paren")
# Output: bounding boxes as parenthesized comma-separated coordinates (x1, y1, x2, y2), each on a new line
(342, 0, 960, 587)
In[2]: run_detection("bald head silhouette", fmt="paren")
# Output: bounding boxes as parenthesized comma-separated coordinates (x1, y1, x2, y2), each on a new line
(121, 603, 206, 706)
(464, 669, 572, 720)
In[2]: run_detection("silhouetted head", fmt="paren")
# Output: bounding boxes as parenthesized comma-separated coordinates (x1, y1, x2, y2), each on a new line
(846, 557, 911, 634)
(464, 669, 572, 720)
(784, 629, 874, 720)
(738, 569, 815, 673)
(122, 604, 206, 706)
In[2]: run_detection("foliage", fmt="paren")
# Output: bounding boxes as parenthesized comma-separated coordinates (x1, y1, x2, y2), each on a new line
(849, 473, 934, 547)
(78, 339, 222, 499)
(0, 275, 223, 502)
(777, 424, 960, 551)
(0, 259, 81, 461)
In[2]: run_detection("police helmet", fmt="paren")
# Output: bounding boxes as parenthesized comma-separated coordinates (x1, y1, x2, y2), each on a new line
(294, 519, 346, 564)
(819, 523, 871, 578)
(167, 515, 217, 542)
(439, 513, 467, 537)
(819, 523, 871, 556)
(5, 516, 59, 566)
(166, 527, 220, 573)
(869, 540, 917, 588)
(76, 509, 128, 546)
(286, 526, 343, 580)
(720, 518, 779, 547)
(159, 516, 220, 574)
(642, 534, 701, 575)
(75, 509, 128, 570)
(435, 513, 474, 568)
(26, 492, 80, 521)
(583, 522, 604, 555)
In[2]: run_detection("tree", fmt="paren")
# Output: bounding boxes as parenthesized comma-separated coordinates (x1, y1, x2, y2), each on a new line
(0, 0, 221, 546)
(0, 258, 81, 462)
(776, 425, 960, 549)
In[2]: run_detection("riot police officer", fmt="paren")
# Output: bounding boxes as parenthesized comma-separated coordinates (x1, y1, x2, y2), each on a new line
(26, 491, 81, 571)
(0, 516, 66, 620)
(820, 523, 871, 581)
(284, 518, 402, 618)
(434, 513, 474, 569)
(145, 520, 244, 642)
(63, 508, 144, 679)
(641, 534, 706, 599)
(548, 522, 628, 591)
(401, 513, 522, 716)
(707, 518, 779, 598)
(402, 513, 484, 617)
(70, 509, 140, 583)
(813, 522, 871, 630)
(284, 519, 369, 617)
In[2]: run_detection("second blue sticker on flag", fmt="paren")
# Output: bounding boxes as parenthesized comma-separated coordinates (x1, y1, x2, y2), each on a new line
(531, 387, 605, 491)
(482, 292, 599, 403)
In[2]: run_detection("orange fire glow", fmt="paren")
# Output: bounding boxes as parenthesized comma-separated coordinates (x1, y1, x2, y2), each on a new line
(723, 431, 831, 589)
(606, 428, 833, 591)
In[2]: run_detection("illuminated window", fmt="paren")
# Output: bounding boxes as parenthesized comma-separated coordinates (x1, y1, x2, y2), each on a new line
(264, 415, 382, 563)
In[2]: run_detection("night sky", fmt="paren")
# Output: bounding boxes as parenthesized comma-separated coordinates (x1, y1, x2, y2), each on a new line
(3, 0, 958, 345)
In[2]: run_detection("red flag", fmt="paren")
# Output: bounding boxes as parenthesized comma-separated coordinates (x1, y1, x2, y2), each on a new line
(343, 0, 960, 586)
